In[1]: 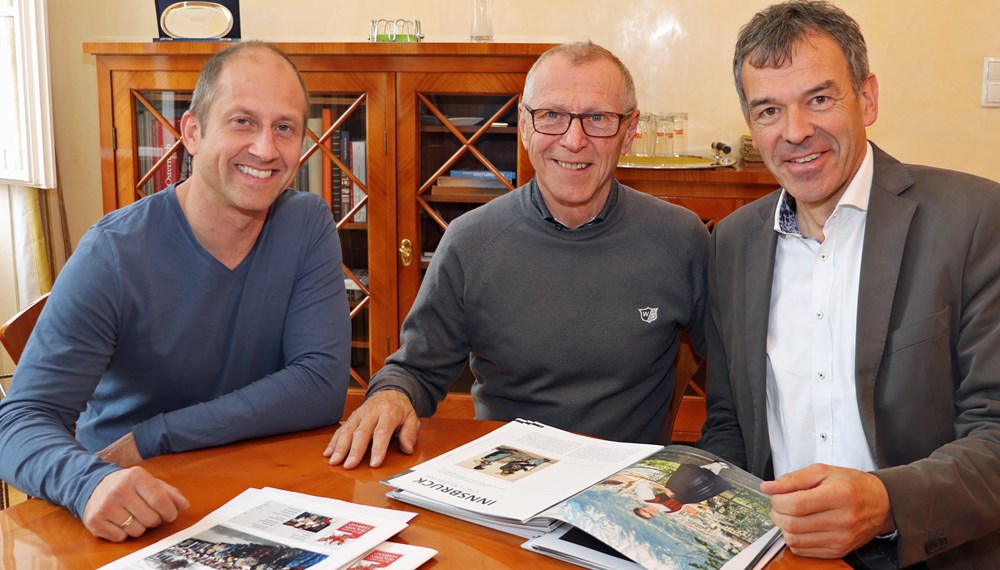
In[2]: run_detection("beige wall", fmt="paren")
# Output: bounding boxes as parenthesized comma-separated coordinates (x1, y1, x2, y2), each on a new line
(46, 0, 1000, 249)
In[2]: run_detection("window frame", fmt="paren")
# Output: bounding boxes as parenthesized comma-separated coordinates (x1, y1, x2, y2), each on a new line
(0, 0, 55, 188)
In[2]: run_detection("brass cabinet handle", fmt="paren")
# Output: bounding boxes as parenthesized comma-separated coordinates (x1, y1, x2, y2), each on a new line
(399, 238, 413, 267)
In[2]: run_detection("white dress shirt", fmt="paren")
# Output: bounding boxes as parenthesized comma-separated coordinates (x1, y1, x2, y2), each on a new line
(766, 143, 878, 478)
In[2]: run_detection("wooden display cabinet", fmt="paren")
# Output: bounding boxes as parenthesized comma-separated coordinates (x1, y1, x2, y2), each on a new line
(84, 42, 777, 441)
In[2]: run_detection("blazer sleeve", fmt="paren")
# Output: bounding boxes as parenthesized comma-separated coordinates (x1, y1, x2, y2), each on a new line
(871, 177, 1000, 566)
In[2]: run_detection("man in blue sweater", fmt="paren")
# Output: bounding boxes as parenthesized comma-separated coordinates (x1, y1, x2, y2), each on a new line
(0, 42, 350, 540)
(326, 42, 709, 469)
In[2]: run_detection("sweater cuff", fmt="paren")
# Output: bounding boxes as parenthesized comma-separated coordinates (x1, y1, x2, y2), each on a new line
(71, 462, 121, 519)
(366, 384, 415, 405)
(132, 413, 169, 458)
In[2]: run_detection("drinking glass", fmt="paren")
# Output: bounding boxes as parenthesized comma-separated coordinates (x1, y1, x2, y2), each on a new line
(470, 0, 494, 42)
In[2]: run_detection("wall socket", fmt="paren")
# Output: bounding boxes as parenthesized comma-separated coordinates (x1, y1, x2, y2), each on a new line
(983, 57, 1000, 107)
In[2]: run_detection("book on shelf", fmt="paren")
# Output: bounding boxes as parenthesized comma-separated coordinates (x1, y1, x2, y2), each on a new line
(430, 185, 507, 197)
(340, 130, 353, 222)
(351, 139, 367, 223)
(158, 120, 183, 189)
(100, 486, 436, 570)
(448, 168, 516, 182)
(382, 419, 781, 570)
(135, 105, 186, 194)
(435, 176, 509, 188)
(314, 111, 345, 221)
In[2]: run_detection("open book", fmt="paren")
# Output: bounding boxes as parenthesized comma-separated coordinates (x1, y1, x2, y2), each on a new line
(382, 419, 781, 570)
(101, 487, 436, 570)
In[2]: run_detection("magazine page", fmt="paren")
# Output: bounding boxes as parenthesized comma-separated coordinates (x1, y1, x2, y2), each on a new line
(339, 541, 437, 570)
(523, 523, 645, 570)
(261, 487, 417, 526)
(258, 489, 436, 570)
(384, 488, 547, 538)
(382, 419, 661, 524)
(101, 487, 410, 570)
(527, 446, 781, 570)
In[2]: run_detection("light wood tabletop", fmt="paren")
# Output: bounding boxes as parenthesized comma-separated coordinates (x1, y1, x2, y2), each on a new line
(0, 417, 847, 569)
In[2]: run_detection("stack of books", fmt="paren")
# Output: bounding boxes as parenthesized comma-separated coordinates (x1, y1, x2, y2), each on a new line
(740, 135, 763, 162)
(430, 169, 515, 197)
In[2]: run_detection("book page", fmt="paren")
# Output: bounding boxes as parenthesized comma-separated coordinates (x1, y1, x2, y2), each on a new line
(101, 488, 410, 570)
(382, 419, 661, 523)
(340, 541, 437, 570)
(530, 445, 780, 570)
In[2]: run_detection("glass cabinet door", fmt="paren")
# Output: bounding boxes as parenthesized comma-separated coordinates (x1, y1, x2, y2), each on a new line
(120, 71, 388, 389)
(113, 71, 201, 207)
(131, 90, 191, 200)
(298, 72, 388, 389)
(392, 73, 533, 392)
(395, 73, 533, 322)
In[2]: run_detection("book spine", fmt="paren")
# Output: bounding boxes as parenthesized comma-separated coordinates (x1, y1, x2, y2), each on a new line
(351, 140, 367, 223)
(340, 130, 352, 221)
(449, 169, 516, 180)
(162, 119, 181, 188)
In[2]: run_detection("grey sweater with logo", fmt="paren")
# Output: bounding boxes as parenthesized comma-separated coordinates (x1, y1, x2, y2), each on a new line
(369, 180, 709, 444)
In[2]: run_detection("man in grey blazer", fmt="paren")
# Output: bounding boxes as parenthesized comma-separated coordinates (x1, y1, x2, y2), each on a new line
(699, 2, 1000, 569)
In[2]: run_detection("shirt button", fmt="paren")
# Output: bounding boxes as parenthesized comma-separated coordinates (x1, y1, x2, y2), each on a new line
(816, 311, 825, 319)
(817, 371, 826, 380)
(820, 433, 829, 442)
(819, 253, 829, 261)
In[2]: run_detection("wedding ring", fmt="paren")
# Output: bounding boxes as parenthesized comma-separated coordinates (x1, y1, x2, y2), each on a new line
(119, 514, 135, 528)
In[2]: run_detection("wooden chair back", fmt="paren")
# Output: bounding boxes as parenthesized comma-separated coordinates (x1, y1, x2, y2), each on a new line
(660, 338, 706, 444)
(0, 293, 48, 509)
(0, 293, 49, 365)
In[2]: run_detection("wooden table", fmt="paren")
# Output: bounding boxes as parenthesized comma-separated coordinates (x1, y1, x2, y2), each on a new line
(0, 418, 846, 568)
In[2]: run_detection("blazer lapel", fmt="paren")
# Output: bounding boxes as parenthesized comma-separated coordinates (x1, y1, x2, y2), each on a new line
(743, 196, 779, 475)
(855, 145, 916, 462)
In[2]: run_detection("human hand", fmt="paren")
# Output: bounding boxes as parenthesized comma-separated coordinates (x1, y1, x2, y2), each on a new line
(81, 467, 190, 541)
(323, 389, 420, 469)
(761, 464, 894, 559)
(97, 432, 143, 467)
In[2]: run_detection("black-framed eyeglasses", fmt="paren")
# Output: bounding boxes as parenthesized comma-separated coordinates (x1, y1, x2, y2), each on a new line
(522, 106, 631, 138)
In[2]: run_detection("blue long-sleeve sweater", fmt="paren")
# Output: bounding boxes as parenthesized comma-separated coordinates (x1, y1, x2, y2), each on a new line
(0, 186, 351, 518)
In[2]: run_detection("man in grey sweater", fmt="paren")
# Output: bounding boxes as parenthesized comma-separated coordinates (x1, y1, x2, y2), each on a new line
(325, 41, 709, 469)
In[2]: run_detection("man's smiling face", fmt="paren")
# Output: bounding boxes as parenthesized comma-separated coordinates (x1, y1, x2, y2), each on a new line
(519, 53, 637, 228)
(742, 32, 878, 212)
(182, 48, 307, 218)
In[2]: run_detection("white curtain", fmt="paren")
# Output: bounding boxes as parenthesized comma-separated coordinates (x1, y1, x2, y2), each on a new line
(8, 183, 53, 307)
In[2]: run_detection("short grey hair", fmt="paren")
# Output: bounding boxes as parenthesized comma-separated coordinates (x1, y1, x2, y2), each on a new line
(733, 0, 869, 116)
(523, 41, 637, 113)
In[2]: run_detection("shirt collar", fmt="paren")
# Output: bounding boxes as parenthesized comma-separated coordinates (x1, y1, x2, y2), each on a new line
(773, 142, 874, 236)
(530, 179, 619, 230)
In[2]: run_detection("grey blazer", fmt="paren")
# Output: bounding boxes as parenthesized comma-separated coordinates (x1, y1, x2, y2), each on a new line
(699, 144, 1000, 569)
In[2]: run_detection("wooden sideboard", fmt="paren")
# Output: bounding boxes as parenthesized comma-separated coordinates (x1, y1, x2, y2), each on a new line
(617, 160, 776, 226)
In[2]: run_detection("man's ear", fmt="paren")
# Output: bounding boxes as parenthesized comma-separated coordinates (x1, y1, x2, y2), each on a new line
(180, 110, 201, 155)
(518, 104, 532, 148)
(619, 109, 640, 156)
(860, 72, 879, 127)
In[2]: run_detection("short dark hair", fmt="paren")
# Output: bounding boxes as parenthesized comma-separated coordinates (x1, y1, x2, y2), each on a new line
(523, 41, 637, 113)
(189, 41, 309, 125)
(733, 0, 869, 116)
